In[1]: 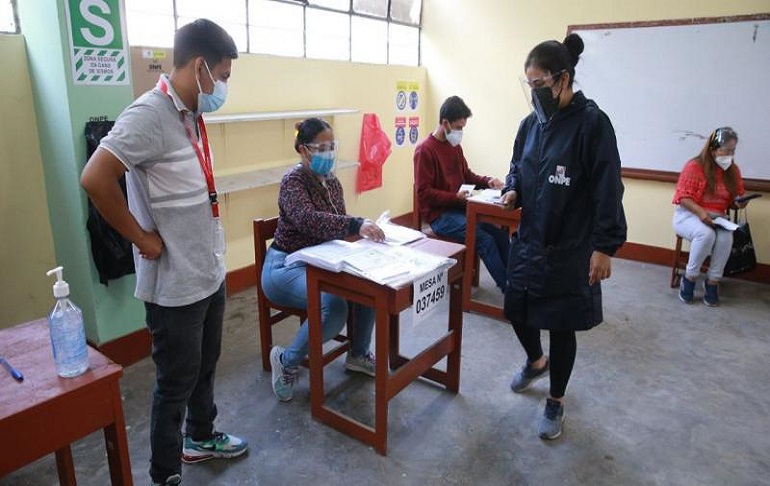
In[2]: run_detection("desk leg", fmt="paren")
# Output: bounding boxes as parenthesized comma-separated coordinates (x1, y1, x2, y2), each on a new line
(307, 271, 325, 419)
(55, 445, 77, 486)
(374, 303, 390, 455)
(388, 314, 400, 371)
(446, 280, 463, 393)
(463, 208, 479, 312)
(104, 380, 133, 485)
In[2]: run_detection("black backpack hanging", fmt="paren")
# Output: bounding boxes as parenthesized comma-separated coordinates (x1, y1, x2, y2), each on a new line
(84, 120, 136, 285)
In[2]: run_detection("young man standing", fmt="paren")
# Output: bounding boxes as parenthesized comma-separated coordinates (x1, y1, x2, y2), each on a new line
(81, 19, 247, 486)
(414, 95, 510, 292)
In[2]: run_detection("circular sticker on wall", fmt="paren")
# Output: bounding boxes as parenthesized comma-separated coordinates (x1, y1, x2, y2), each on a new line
(409, 126, 419, 145)
(396, 91, 407, 111)
(409, 91, 419, 110)
(395, 126, 406, 146)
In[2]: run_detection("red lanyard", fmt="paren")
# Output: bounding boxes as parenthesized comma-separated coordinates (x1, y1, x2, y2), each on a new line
(158, 76, 219, 218)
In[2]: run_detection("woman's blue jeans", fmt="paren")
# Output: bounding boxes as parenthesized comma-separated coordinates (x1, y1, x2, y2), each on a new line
(261, 246, 375, 368)
(430, 209, 510, 292)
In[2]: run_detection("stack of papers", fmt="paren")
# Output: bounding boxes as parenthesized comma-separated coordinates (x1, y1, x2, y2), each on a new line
(285, 239, 455, 288)
(468, 189, 502, 204)
(379, 221, 426, 246)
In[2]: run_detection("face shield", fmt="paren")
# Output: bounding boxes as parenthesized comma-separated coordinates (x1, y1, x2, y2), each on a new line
(519, 70, 565, 124)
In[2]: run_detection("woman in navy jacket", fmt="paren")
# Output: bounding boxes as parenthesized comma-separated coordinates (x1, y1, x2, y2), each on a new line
(500, 33, 627, 440)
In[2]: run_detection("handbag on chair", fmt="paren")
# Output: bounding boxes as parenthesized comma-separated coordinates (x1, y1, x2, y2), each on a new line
(723, 208, 757, 276)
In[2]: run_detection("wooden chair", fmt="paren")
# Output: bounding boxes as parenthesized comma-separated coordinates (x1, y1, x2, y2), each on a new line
(253, 217, 351, 371)
(670, 235, 709, 288)
(413, 185, 481, 286)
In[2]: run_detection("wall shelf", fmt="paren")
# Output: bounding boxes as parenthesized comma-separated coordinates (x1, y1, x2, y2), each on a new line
(204, 108, 359, 124)
(215, 160, 359, 194)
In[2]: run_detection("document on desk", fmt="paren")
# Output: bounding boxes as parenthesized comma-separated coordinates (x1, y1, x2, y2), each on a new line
(379, 221, 426, 246)
(468, 189, 502, 204)
(284, 239, 360, 272)
(286, 239, 455, 288)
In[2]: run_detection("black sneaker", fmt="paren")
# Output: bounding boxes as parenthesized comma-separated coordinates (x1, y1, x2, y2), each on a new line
(510, 358, 549, 392)
(538, 398, 565, 440)
(152, 474, 181, 486)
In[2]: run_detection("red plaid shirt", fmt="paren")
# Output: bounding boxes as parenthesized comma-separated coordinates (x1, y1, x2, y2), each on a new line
(672, 159, 744, 214)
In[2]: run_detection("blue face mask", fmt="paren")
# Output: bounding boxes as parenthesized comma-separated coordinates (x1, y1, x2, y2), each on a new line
(309, 151, 335, 176)
(197, 61, 228, 113)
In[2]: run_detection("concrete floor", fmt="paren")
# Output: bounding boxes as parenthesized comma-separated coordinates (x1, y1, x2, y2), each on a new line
(3, 259, 770, 486)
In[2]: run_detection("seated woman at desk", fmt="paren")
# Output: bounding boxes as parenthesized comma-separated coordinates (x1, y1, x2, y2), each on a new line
(672, 126, 748, 306)
(261, 118, 385, 402)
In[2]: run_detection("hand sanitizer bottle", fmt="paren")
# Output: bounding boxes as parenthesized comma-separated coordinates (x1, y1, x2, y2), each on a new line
(46, 266, 89, 377)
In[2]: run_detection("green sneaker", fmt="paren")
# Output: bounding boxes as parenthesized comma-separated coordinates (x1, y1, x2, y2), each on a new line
(182, 432, 248, 464)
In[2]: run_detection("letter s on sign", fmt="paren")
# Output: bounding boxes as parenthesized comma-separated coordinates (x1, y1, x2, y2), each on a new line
(80, 0, 114, 46)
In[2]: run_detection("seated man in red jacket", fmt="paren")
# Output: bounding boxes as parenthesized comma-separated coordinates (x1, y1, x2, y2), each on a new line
(414, 96, 510, 292)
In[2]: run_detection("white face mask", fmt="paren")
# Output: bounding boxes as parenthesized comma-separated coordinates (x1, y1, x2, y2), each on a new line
(715, 155, 733, 171)
(445, 128, 463, 147)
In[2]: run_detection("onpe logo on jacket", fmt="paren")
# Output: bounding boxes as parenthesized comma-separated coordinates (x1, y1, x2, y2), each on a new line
(548, 165, 571, 186)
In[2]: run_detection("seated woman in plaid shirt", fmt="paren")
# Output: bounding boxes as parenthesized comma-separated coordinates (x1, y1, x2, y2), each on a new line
(261, 118, 386, 402)
(672, 127, 748, 306)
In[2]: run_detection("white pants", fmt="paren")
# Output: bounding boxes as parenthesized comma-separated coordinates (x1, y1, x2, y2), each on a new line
(672, 206, 733, 281)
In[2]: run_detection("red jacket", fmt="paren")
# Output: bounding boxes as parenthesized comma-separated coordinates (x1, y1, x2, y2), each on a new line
(414, 134, 490, 223)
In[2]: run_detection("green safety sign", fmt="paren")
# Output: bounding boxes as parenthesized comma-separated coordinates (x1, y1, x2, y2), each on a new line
(65, 0, 129, 85)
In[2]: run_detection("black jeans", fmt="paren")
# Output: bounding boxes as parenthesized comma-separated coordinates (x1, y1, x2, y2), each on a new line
(511, 320, 576, 399)
(145, 283, 225, 482)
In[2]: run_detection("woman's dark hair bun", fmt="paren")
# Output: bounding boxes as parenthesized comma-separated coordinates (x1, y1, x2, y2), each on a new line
(563, 33, 584, 67)
(294, 121, 303, 131)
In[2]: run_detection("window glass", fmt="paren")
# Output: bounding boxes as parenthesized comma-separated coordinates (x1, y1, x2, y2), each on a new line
(306, 9, 349, 61)
(0, 0, 16, 33)
(125, 0, 175, 47)
(390, 0, 421, 25)
(176, 16, 248, 52)
(352, 0, 387, 18)
(388, 23, 419, 66)
(308, 0, 350, 11)
(351, 16, 386, 64)
(248, 0, 304, 57)
(175, 0, 247, 52)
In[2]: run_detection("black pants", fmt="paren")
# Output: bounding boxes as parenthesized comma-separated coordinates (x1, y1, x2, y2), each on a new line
(511, 320, 576, 399)
(145, 283, 226, 482)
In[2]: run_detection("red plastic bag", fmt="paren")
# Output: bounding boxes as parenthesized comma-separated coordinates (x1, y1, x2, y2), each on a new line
(357, 113, 392, 193)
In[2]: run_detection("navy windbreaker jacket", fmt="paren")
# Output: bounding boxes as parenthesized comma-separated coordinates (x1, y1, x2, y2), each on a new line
(502, 91, 627, 331)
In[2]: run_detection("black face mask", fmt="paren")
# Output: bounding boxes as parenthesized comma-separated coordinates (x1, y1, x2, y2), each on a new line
(531, 86, 561, 124)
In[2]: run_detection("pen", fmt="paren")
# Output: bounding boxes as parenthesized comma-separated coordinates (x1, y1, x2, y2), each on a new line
(0, 357, 24, 382)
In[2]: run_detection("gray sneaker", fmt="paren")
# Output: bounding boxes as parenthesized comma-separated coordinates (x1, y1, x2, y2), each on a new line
(345, 351, 376, 377)
(538, 398, 565, 440)
(152, 474, 181, 486)
(270, 346, 297, 402)
(510, 358, 549, 392)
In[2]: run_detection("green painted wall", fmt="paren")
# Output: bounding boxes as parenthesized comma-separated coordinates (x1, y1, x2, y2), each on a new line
(19, 0, 143, 343)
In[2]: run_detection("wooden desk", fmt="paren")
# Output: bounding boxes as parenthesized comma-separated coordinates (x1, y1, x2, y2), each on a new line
(464, 199, 521, 319)
(306, 238, 465, 455)
(0, 319, 133, 485)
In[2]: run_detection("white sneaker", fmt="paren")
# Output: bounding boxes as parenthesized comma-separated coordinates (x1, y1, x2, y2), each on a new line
(270, 346, 297, 402)
(345, 352, 376, 377)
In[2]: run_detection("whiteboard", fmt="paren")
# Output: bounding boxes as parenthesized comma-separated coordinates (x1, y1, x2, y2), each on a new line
(571, 18, 770, 180)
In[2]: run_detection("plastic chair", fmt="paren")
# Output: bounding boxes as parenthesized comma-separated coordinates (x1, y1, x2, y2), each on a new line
(253, 217, 351, 371)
